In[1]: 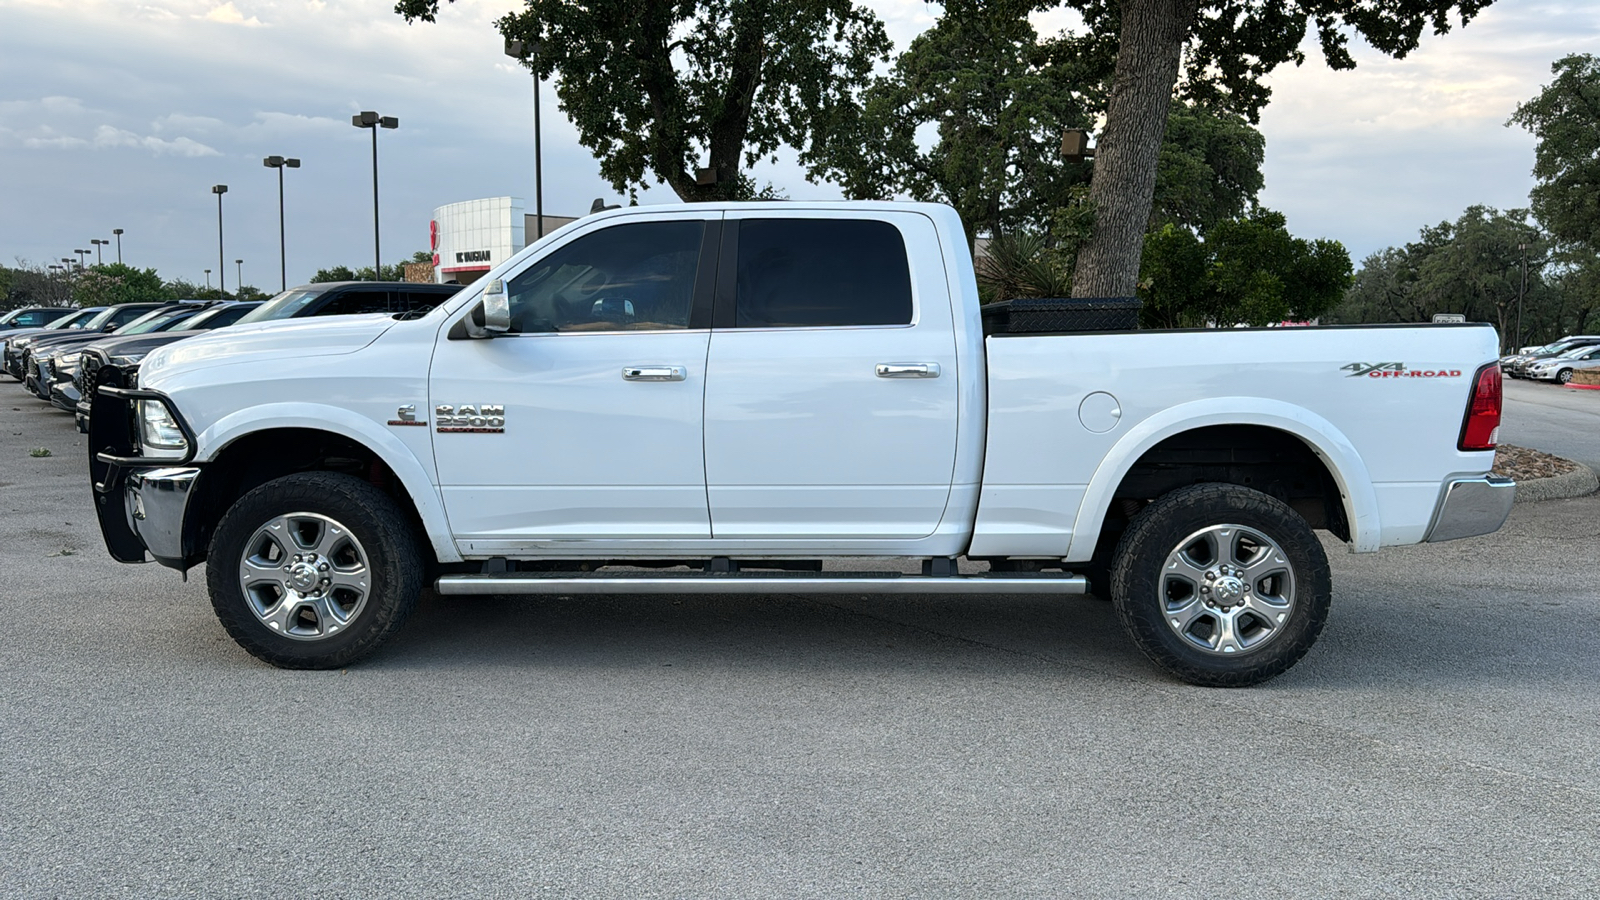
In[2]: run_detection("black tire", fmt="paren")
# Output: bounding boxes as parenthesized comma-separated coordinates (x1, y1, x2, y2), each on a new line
(1109, 483, 1331, 687)
(1557, 369, 1573, 384)
(206, 472, 424, 669)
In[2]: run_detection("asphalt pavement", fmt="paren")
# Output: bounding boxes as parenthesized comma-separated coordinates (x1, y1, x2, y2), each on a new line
(1501, 377, 1600, 472)
(3, 387, 1599, 898)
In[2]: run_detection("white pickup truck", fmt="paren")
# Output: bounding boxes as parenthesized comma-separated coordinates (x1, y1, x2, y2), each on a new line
(90, 202, 1513, 685)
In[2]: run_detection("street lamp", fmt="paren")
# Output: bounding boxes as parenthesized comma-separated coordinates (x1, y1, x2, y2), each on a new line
(351, 111, 398, 276)
(505, 39, 546, 240)
(74, 248, 90, 267)
(236, 258, 244, 289)
(204, 269, 211, 289)
(1516, 242, 1529, 349)
(263, 155, 301, 291)
(91, 238, 109, 265)
(112, 228, 124, 264)
(211, 184, 228, 293)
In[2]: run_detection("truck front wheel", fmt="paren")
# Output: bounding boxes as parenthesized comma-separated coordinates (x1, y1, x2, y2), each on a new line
(206, 472, 424, 669)
(1109, 483, 1331, 687)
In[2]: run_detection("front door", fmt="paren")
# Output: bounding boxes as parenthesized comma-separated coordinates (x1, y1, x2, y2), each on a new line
(430, 214, 718, 551)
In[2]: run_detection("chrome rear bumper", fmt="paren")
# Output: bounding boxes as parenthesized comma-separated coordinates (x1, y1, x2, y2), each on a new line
(1424, 475, 1516, 543)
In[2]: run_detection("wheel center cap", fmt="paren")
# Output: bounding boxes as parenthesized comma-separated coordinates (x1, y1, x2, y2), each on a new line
(1214, 575, 1245, 603)
(288, 562, 320, 592)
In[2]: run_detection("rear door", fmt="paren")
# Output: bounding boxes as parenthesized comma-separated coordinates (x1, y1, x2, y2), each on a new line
(702, 212, 959, 539)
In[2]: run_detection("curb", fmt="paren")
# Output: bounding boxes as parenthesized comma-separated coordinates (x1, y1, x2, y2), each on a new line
(1513, 461, 1599, 503)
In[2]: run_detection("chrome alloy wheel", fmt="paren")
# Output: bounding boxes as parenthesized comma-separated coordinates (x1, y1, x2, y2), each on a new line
(238, 512, 371, 641)
(1159, 523, 1295, 656)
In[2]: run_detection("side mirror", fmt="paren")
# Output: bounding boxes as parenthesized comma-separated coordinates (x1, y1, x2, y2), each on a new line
(481, 278, 511, 334)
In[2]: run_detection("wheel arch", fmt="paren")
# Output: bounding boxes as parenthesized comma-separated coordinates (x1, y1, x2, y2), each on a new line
(1065, 399, 1380, 562)
(184, 405, 459, 567)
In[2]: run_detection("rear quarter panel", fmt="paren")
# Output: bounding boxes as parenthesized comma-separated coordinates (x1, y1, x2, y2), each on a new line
(973, 324, 1501, 559)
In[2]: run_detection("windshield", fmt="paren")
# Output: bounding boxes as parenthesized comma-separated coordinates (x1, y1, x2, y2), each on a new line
(44, 311, 82, 327)
(175, 303, 259, 331)
(1557, 346, 1594, 359)
(234, 289, 322, 325)
(80, 306, 126, 330)
(115, 308, 201, 335)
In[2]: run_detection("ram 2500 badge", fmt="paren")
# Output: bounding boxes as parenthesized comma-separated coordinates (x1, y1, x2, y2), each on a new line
(89, 202, 1513, 686)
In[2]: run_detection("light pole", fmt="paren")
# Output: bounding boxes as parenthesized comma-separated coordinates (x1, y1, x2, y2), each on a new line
(263, 156, 301, 291)
(351, 111, 398, 277)
(236, 258, 244, 289)
(505, 39, 545, 240)
(74, 248, 90, 268)
(211, 184, 228, 293)
(91, 238, 108, 265)
(1516, 242, 1528, 349)
(112, 228, 124, 264)
(204, 269, 211, 289)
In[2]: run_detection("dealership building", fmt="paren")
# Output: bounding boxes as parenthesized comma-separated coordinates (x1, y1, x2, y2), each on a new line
(428, 197, 578, 285)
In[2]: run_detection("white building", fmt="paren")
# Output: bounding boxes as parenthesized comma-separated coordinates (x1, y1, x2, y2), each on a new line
(430, 197, 578, 284)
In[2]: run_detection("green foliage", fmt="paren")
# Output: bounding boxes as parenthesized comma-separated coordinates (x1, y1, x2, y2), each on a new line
(1508, 54, 1600, 252)
(310, 259, 417, 283)
(310, 266, 356, 284)
(1138, 211, 1352, 328)
(71, 263, 172, 307)
(809, 0, 1106, 243)
(1324, 206, 1565, 349)
(1151, 103, 1266, 232)
(398, 0, 891, 202)
(975, 230, 1074, 303)
(1, 261, 74, 308)
(29, 448, 52, 458)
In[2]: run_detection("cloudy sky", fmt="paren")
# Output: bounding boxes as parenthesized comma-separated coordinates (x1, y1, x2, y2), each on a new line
(1, 0, 1595, 290)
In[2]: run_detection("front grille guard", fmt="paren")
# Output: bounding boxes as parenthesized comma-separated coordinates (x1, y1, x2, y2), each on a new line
(89, 386, 198, 563)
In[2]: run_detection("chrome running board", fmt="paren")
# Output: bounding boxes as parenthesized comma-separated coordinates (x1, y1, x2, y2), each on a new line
(436, 571, 1087, 596)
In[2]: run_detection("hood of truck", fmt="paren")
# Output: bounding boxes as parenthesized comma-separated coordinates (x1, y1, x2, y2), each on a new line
(138, 315, 396, 386)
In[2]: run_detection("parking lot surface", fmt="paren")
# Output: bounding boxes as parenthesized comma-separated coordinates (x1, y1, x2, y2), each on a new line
(3, 393, 1598, 898)
(1502, 377, 1600, 473)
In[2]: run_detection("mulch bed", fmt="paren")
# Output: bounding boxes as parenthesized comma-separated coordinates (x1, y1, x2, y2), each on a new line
(1493, 444, 1582, 481)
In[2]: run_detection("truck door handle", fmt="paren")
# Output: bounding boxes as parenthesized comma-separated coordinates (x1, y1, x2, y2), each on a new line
(622, 365, 687, 382)
(875, 362, 941, 378)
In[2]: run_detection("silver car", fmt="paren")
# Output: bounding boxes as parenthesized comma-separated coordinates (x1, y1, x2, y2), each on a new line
(1527, 345, 1600, 384)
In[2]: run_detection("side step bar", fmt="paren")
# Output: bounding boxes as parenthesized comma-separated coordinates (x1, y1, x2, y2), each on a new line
(436, 571, 1087, 596)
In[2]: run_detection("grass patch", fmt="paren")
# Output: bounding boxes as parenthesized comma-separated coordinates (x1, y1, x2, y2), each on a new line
(28, 447, 51, 458)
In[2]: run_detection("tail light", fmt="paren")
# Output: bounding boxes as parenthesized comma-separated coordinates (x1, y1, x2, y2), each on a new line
(1458, 363, 1502, 451)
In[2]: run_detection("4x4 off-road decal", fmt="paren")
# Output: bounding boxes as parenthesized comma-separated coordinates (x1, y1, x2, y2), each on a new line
(436, 404, 505, 433)
(1342, 363, 1462, 379)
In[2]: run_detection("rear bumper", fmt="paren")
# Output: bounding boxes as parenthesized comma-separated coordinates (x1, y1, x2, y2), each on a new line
(1424, 475, 1516, 543)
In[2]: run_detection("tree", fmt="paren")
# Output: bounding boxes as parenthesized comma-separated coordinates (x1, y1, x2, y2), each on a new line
(809, 0, 1106, 245)
(71, 263, 172, 307)
(396, 0, 891, 202)
(1149, 102, 1265, 233)
(1509, 54, 1600, 253)
(1137, 210, 1351, 328)
(2, 261, 74, 308)
(1065, 0, 1496, 300)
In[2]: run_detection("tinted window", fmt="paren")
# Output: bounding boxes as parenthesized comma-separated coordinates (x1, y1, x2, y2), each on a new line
(235, 289, 324, 324)
(10, 310, 55, 327)
(734, 219, 912, 328)
(505, 221, 704, 333)
(179, 304, 257, 330)
(317, 289, 394, 316)
(400, 291, 453, 313)
(106, 306, 160, 329)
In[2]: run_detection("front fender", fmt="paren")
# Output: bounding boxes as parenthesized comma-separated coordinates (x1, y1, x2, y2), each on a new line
(195, 403, 461, 564)
(1064, 397, 1380, 562)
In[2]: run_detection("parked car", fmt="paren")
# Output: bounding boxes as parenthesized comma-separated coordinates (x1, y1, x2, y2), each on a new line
(1503, 336, 1600, 378)
(5, 303, 171, 380)
(0, 306, 76, 330)
(90, 201, 1512, 686)
(71, 301, 262, 428)
(1527, 345, 1600, 384)
(232, 282, 462, 325)
(0, 307, 106, 377)
(25, 302, 214, 400)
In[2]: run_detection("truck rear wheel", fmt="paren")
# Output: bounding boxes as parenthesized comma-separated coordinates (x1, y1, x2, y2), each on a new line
(1109, 483, 1330, 687)
(206, 472, 423, 669)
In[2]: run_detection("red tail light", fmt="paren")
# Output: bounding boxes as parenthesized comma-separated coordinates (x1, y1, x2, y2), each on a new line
(1458, 363, 1502, 451)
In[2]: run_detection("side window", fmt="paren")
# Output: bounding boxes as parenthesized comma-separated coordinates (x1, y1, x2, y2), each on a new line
(402, 291, 449, 313)
(317, 290, 394, 316)
(734, 219, 913, 328)
(200, 305, 253, 328)
(16, 311, 49, 326)
(505, 221, 704, 333)
(108, 307, 151, 328)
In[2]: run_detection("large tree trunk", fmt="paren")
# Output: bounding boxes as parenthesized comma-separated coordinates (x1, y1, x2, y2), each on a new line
(1071, 0, 1198, 299)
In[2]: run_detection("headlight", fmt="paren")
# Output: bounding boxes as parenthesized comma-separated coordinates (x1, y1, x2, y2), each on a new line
(58, 351, 81, 372)
(137, 400, 189, 454)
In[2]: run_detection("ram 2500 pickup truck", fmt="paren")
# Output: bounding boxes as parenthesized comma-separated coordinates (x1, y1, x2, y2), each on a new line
(89, 202, 1513, 686)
